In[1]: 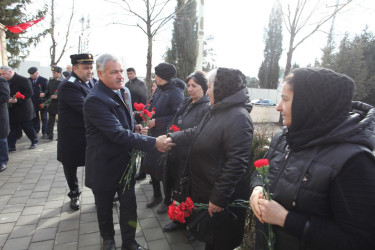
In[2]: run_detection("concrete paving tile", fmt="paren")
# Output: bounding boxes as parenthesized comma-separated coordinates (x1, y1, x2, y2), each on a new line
(0, 195, 12, 203)
(137, 208, 156, 219)
(44, 200, 63, 209)
(143, 227, 166, 241)
(171, 242, 195, 250)
(2, 235, 31, 250)
(79, 221, 99, 235)
(15, 214, 40, 226)
(40, 208, 62, 218)
(78, 231, 101, 248)
(139, 217, 160, 229)
(165, 229, 189, 244)
(79, 244, 101, 250)
(9, 224, 36, 238)
(80, 204, 97, 214)
(6, 177, 24, 183)
(17, 183, 36, 190)
(51, 181, 67, 188)
(46, 193, 66, 202)
(22, 178, 38, 184)
(55, 229, 79, 245)
(147, 239, 172, 250)
(79, 212, 97, 223)
(13, 189, 33, 197)
(1, 204, 25, 213)
(34, 185, 52, 192)
(0, 222, 15, 234)
(37, 216, 60, 229)
(30, 191, 49, 199)
(0, 234, 9, 248)
(60, 210, 80, 221)
(58, 219, 79, 232)
(26, 197, 47, 207)
(29, 240, 55, 250)
(7, 196, 28, 206)
(53, 242, 77, 250)
(32, 227, 57, 242)
(22, 205, 44, 216)
(0, 212, 21, 224)
(0, 189, 16, 195)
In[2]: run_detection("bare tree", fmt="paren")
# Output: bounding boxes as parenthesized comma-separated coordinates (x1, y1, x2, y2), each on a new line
(107, 0, 187, 95)
(49, 0, 75, 66)
(282, 0, 352, 76)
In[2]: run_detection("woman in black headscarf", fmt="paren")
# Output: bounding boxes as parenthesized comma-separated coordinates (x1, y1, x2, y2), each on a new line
(166, 67, 254, 249)
(249, 67, 375, 250)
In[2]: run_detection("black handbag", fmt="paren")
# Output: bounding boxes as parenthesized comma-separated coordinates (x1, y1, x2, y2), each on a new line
(172, 175, 191, 203)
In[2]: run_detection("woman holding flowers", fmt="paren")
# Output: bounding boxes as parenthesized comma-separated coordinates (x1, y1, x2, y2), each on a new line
(141, 62, 185, 210)
(166, 68, 254, 250)
(250, 67, 375, 250)
(161, 71, 210, 228)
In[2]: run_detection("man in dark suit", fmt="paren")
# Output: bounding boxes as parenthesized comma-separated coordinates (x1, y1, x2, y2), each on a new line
(0, 66, 38, 151)
(0, 76, 10, 172)
(40, 66, 63, 141)
(57, 54, 95, 211)
(83, 54, 172, 250)
(28, 67, 48, 138)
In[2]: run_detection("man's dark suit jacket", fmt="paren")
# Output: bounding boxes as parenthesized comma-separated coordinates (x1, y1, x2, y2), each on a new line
(83, 80, 156, 192)
(0, 77, 10, 138)
(29, 75, 48, 111)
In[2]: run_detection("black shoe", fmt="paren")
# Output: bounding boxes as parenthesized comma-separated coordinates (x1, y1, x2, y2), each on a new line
(8, 147, 16, 152)
(121, 243, 147, 250)
(0, 164, 7, 172)
(70, 197, 80, 210)
(135, 172, 146, 181)
(163, 221, 185, 232)
(103, 239, 116, 250)
(41, 134, 48, 139)
(45, 135, 53, 140)
(146, 196, 162, 208)
(186, 231, 195, 242)
(157, 203, 169, 214)
(29, 143, 37, 149)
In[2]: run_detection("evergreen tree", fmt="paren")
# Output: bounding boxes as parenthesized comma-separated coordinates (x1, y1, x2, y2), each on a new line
(165, 0, 198, 80)
(258, 3, 282, 89)
(1, 0, 48, 68)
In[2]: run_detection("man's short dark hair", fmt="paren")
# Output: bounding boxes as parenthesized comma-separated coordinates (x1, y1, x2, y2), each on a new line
(127, 67, 135, 73)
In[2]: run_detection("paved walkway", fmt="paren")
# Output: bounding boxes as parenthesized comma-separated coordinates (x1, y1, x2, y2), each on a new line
(0, 134, 205, 250)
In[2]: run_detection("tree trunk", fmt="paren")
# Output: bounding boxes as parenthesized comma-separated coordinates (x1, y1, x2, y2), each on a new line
(145, 34, 153, 97)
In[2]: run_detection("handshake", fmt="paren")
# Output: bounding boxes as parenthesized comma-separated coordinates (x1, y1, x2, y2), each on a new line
(155, 135, 175, 152)
(134, 124, 175, 152)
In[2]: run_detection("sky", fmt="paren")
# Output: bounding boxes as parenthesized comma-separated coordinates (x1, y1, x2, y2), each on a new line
(24, 0, 375, 78)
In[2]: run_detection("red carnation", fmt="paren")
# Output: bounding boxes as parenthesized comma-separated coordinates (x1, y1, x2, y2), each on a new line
(14, 92, 25, 99)
(254, 159, 269, 168)
(39, 104, 43, 109)
(169, 125, 181, 132)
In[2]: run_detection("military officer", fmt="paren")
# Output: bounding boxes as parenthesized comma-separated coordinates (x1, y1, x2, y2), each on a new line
(57, 54, 95, 211)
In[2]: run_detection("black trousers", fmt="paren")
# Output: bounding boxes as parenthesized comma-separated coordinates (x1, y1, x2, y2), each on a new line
(93, 180, 137, 247)
(7, 120, 38, 148)
(47, 113, 57, 138)
(62, 164, 81, 198)
(33, 108, 48, 134)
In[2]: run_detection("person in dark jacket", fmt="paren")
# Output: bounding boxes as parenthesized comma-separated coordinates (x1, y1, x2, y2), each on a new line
(0, 76, 10, 172)
(83, 54, 173, 250)
(0, 66, 38, 151)
(57, 54, 96, 211)
(28, 67, 48, 138)
(125, 67, 147, 110)
(41, 66, 63, 141)
(249, 67, 375, 250)
(141, 62, 185, 210)
(160, 71, 210, 219)
(166, 68, 254, 250)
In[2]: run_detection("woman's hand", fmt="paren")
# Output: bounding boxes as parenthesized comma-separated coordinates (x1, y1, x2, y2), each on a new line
(208, 201, 224, 217)
(258, 199, 288, 227)
(249, 186, 265, 223)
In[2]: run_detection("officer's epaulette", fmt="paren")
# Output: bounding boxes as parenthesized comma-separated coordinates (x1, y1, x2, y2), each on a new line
(68, 76, 76, 83)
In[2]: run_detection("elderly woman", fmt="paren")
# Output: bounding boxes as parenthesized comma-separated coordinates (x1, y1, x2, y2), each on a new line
(249, 67, 375, 250)
(160, 71, 210, 224)
(166, 68, 253, 249)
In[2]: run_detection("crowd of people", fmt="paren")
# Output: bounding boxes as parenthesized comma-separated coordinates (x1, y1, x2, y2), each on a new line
(1, 53, 375, 250)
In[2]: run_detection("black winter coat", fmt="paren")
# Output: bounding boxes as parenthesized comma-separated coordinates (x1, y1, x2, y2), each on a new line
(169, 88, 253, 249)
(8, 73, 35, 123)
(165, 95, 210, 197)
(0, 77, 10, 138)
(44, 78, 61, 114)
(57, 72, 95, 167)
(251, 101, 375, 250)
(30, 75, 48, 112)
(142, 79, 185, 179)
